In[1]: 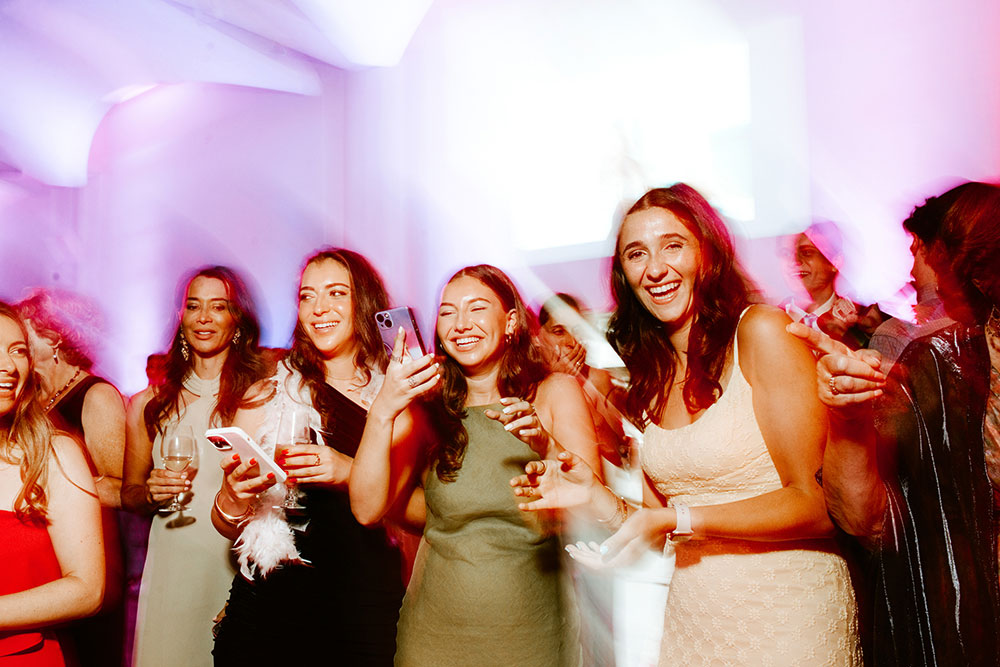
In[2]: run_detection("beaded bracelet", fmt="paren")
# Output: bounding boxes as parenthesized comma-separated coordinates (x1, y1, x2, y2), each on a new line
(595, 487, 632, 528)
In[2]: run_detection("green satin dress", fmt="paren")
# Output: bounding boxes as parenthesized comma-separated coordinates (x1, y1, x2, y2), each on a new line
(395, 406, 577, 666)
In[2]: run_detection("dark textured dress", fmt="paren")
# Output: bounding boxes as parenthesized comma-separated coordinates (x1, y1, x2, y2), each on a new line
(872, 323, 1000, 666)
(395, 405, 576, 667)
(213, 381, 405, 666)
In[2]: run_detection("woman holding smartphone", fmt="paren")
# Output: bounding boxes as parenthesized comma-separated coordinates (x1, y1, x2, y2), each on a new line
(0, 302, 104, 666)
(122, 266, 268, 667)
(350, 264, 602, 666)
(211, 248, 405, 666)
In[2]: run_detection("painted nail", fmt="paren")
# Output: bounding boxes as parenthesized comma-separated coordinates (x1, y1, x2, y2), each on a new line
(249, 458, 257, 466)
(600, 544, 609, 555)
(502, 406, 514, 414)
(232, 454, 239, 461)
(267, 472, 275, 480)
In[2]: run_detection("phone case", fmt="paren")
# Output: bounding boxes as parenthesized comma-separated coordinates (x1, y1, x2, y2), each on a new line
(205, 426, 287, 484)
(375, 306, 426, 360)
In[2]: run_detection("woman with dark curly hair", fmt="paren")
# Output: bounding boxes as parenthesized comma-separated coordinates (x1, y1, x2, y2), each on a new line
(211, 248, 406, 666)
(514, 184, 860, 666)
(0, 301, 104, 666)
(350, 264, 601, 666)
(122, 266, 269, 667)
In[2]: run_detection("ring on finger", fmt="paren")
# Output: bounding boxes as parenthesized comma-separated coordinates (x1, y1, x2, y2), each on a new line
(313, 454, 321, 466)
(828, 375, 839, 396)
(392, 356, 403, 364)
(407, 376, 417, 389)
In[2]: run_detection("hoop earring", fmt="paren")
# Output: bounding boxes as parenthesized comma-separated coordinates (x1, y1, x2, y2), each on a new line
(232, 329, 241, 345)
(179, 331, 190, 362)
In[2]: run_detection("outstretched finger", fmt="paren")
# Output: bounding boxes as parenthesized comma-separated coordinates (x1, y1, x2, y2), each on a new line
(820, 355, 886, 383)
(389, 327, 408, 365)
(786, 322, 850, 357)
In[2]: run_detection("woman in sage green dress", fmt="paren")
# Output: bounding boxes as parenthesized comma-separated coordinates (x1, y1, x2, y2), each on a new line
(350, 264, 602, 666)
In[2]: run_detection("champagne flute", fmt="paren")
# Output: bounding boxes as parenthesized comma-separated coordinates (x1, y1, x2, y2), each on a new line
(274, 405, 311, 513)
(161, 425, 197, 528)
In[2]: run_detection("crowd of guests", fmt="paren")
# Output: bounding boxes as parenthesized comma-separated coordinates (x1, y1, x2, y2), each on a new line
(0, 180, 998, 667)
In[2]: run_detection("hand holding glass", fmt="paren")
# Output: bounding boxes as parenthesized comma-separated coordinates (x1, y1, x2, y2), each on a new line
(275, 406, 311, 512)
(160, 425, 197, 527)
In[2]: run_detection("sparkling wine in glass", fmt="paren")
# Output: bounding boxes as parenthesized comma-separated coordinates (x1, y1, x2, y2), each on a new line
(275, 405, 311, 513)
(160, 425, 197, 528)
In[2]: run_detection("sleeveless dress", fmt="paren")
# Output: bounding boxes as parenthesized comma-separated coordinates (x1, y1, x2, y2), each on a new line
(395, 405, 577, 667)
(0, 511, 66, 666)
(213, 363, 404, 666)
(133, 373, 238, 667)
(641, 328, 861, 667)
(49, 375, 126, 667)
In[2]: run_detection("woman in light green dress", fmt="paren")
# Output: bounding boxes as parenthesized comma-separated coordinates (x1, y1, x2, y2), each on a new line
(350, 264, 602, 666)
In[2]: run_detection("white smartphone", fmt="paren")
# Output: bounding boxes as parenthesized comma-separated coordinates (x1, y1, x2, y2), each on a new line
(205, 426, 287, 484)
(375, 307, 426, 361)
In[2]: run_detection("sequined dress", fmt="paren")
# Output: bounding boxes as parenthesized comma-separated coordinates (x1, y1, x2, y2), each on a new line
(640, 330, 861, 667)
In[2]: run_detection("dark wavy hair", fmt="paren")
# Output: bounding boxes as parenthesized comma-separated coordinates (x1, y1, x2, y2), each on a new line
(0, 303, 55, 524)
(607, 184, 758, 428)
(429, 265, 548, 482)
(286, 249, 391, 429)
(925, 181, 1000, 325)
(144, 266, 268, 440)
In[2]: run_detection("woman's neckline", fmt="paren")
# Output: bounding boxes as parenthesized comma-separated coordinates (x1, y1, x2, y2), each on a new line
(650, 352, 737, 433)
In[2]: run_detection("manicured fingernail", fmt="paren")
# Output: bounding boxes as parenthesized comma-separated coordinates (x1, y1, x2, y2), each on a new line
(504, 423, 515, 431)
(267, 472, 275, 480)
(232, 454, 239, 461)
(600, 544, 609, 555)
(249, 458, 257, 466)
(502, 406, 514, 414)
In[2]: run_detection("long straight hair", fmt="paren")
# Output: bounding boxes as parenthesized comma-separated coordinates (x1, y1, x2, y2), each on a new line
(144, 266, 268, 440)
(607, 184, 757, 428)
(0, 303, 55, 524)
(285, 249, 391, 432)
(428, 265, 548, 482)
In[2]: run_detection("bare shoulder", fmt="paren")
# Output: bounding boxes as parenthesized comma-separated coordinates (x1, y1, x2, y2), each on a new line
(81, 381, 125, 413)
(49, 434, 93, 482)
(736, 304, 810, 377)
(536, 372, 584, 402)
(737, 304, 792, 342)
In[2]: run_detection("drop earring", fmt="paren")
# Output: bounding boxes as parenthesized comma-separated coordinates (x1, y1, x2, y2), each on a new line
(53, 345, 59, 365)
(232, 329, 241, 345)
(179, 331, 190, 362)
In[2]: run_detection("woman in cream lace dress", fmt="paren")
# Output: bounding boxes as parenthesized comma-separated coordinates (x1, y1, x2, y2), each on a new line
(515, 185, 861, 666)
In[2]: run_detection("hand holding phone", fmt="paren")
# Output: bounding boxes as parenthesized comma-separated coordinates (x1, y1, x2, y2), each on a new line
(375, 307, 426, 361)
(206, 426, 287, 484)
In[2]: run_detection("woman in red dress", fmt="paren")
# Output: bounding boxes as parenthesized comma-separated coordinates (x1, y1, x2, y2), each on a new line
(0, 302, 104, 665)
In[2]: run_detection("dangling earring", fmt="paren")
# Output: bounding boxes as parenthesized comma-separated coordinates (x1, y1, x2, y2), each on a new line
(53, 345, 59, 365)
(504, 332, 513, 345)
(179, 331, 190, 362)
(232, 329, 241, 345)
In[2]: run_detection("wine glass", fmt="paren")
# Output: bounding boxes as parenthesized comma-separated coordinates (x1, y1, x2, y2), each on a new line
(161, 424, 197, 528)
(274, 405, 311, 513)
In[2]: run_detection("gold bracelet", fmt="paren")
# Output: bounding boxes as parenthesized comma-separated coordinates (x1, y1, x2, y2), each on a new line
(213, 492, 253, 525)
(596, 487, 627, 526)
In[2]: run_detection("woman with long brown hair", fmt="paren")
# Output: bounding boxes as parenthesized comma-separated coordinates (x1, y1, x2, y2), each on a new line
(350, 264, 601, 665)
(514, 184, 860, 666)
(211, 248, 406, 665)
(122, 266, 268, 667)
(0, 302, 104, 665)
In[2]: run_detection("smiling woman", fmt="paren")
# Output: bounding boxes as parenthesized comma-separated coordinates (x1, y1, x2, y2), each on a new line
(121, 266, 269, 667)
(350, 264, 602, 666)
(211, 248, 406, 666)
(0, 302, 104, 667)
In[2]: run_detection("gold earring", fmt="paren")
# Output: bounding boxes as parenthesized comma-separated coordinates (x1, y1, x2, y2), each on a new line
(232, 329, 241, 344)
(53, 346, 59, 365)
(179, 331, 190, 362)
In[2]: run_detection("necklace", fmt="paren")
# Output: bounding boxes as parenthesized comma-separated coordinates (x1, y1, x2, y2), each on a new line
(45, 367, 82, 412)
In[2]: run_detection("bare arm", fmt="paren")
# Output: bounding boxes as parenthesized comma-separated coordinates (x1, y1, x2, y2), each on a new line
(80, 382, 126, 509)
(121, 388, 189, 515)
(0, 436, 104, 629)
(533, 373, 604, 480)
(211, 396, 277, 540)
(787, 321, 889, 538)
(349, 330, 439, 526)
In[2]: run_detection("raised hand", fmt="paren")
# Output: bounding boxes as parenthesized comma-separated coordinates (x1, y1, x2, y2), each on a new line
(371, 327, 439, 421)
(598, 507, 672, 567)
(510, 450, 598, 511)
(786, 321, 886, 411)
(485, 397, 551, 456)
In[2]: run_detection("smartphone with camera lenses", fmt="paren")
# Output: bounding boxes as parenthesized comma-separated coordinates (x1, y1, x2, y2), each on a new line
(374, 307, 426, 361)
